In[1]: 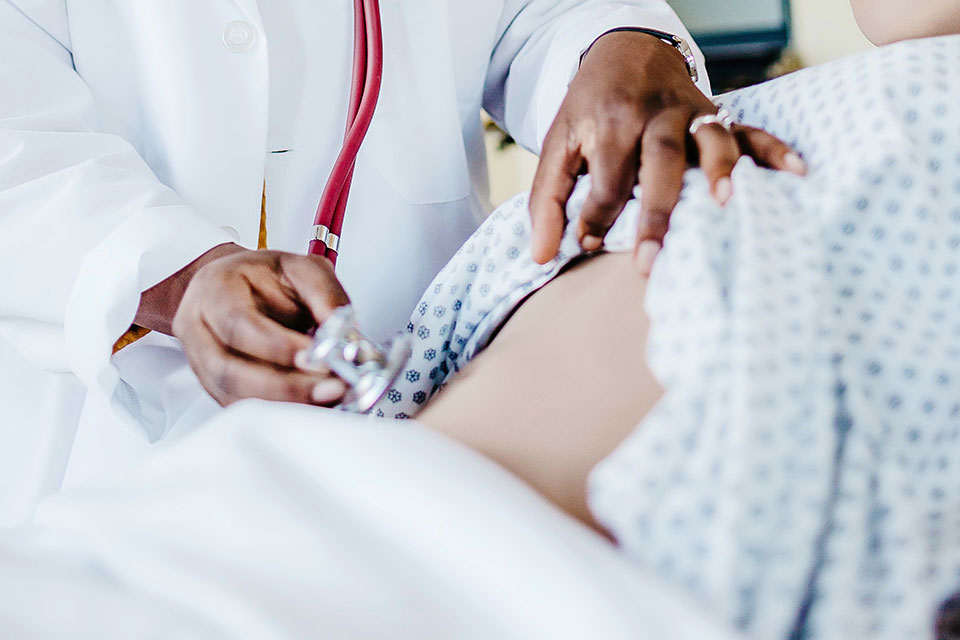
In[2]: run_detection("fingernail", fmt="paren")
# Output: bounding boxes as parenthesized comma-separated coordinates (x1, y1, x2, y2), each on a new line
(634, 241, 660, 276)
(581, 235, 604, 252)
(296, 349, 327, 373)
(294, 350, 311, 370)
(312, 379, 347, 404)
(714, 177, 733, 206)
(784, 152, 808, 175)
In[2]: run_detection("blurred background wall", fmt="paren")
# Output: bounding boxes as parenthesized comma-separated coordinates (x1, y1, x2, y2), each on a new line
(485, 0, 874, 205)
(793, 0, 872, 65)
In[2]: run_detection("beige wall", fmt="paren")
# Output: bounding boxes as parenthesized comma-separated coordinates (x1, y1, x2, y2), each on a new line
(792, 0, 873, 65)
(486, 1, 875, 206)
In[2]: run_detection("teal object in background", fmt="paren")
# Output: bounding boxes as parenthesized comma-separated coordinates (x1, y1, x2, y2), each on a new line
(668, 0, 791, 88)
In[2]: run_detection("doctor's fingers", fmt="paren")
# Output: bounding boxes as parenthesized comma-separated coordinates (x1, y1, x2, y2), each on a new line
(691, 124, 807, 207)
(689, 117, 741, 206)
(276, 253, 351, 325)
(733, 125, 808, 176)
(575, 122, 643, 253)
(203, 304, 315, 369)
(634, 108, 690, 276)
(529, 124, 583, 265)
(185, 319, 346, 407)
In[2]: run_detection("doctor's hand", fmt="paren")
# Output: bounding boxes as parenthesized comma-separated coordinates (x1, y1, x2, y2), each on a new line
(529, 30, 806, 275)
(161, 246, 351, 407)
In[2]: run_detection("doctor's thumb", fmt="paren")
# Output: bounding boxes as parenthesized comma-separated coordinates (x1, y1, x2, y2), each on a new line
(279, 253, 352, 324)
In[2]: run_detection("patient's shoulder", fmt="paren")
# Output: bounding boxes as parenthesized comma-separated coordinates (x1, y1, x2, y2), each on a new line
(717, 35, 960, 167)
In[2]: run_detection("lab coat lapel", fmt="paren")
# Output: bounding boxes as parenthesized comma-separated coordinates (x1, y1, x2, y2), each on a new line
(226, 0, 264, 27)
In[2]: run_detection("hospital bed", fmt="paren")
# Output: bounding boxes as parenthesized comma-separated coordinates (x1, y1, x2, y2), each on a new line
(0, 401, 742, 639)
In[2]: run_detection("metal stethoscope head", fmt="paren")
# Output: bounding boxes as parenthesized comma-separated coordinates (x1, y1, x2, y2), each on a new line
(298, 306, 411, 414)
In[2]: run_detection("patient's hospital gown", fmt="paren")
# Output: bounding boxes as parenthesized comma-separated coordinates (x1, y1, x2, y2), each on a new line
(373, 35, 960, 639)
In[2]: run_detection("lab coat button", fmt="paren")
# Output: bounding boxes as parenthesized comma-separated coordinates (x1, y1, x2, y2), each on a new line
(220, 225, 241, 241)
(223, 21, 256, 53)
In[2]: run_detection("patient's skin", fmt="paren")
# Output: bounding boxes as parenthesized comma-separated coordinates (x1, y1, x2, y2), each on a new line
(849, 0, 960, 44)
(418, 253, 662, 532)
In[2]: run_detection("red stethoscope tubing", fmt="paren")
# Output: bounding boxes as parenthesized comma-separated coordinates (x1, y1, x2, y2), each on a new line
(309, 0, 384, 263)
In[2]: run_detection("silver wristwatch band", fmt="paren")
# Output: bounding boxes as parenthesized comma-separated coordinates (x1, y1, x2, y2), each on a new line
(580, 27, 700, 84)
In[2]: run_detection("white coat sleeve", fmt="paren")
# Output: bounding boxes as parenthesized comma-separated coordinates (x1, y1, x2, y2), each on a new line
(483, 0, 711, 154)
(0, 3, 233, 394)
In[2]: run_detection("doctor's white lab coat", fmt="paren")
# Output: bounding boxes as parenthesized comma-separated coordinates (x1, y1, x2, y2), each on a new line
(0, 0, 704, 523)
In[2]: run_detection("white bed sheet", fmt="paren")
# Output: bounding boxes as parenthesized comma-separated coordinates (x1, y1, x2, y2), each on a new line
(0, 401, 742, 640)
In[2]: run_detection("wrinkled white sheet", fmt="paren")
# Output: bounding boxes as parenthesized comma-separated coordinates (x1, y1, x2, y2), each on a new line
(0, 401, 739, 640)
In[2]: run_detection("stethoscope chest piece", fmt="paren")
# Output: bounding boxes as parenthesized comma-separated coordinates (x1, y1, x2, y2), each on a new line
(301, 306, 411, 413)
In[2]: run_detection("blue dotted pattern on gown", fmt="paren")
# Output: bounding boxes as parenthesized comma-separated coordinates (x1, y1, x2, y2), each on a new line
(588, 36, 960, 640)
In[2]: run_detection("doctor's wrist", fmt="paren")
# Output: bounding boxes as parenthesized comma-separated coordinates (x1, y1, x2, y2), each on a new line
(134, 242, 248, 336)
(580, 30, 693, 84)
